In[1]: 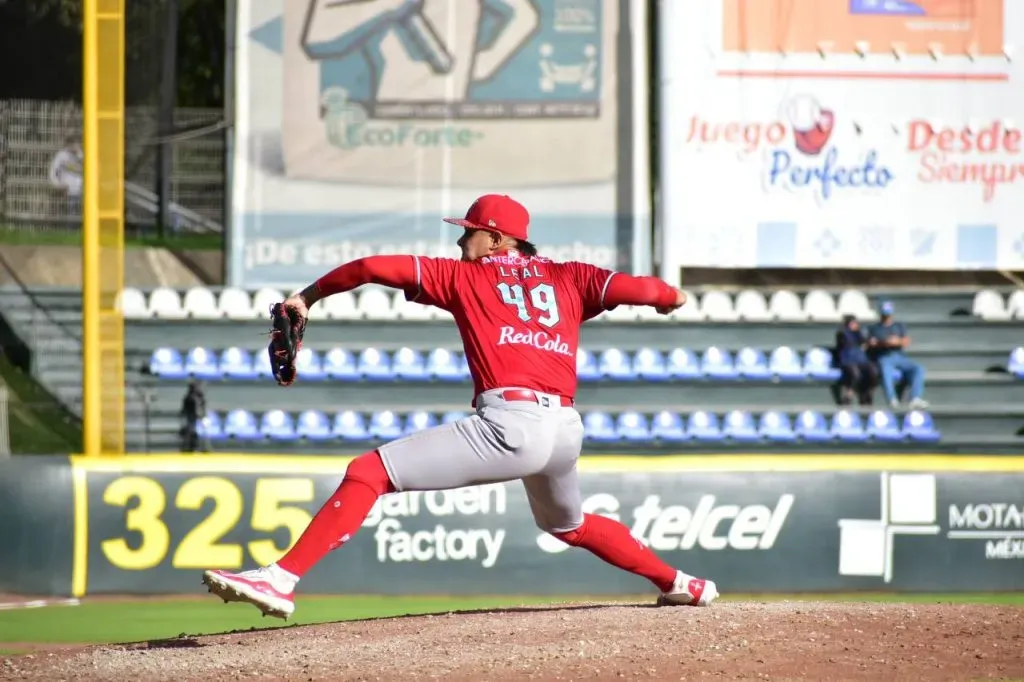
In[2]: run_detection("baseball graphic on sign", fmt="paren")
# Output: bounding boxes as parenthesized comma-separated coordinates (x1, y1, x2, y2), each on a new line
(786, 95, 834, 156)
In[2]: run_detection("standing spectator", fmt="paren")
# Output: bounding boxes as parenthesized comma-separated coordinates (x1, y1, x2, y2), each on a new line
(48, 136, 83, 218)
(867, 301, 928, 409)
(179, 380, 208, 453)
(834, 314, 878, 405)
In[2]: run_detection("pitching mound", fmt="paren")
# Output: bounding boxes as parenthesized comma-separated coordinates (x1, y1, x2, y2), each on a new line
(4, 601, 1023, 681)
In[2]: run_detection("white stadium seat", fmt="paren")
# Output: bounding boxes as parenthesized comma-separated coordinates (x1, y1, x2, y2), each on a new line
(217, 287, 256, 320)
(359, 288, 399, 320)
(668, 290, 702, 321)
(603, 303, 640, 322)
(325, 291, 360, 320)
(182, 286, 220, 319)
(250, 288, 284, 317)
(306, 298, 329, 320)
(734, 289, 771, 321)
(1007, 290, 1024, 319)
(700, 291, 739, 321)
(117, 287, 149, 319)
(972, 289, 1010, 320)
(148, 287, 186, 319)
(394, 295, 435, 321)
(803, 289, 840, 322)
(837, 289, 876, 321)
(768, 289, 806, 322)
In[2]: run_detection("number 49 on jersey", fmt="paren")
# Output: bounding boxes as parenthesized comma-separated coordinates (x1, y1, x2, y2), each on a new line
(497, 282, 561, 328)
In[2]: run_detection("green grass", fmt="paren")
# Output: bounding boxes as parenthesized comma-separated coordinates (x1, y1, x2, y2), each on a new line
(0, 593, 1020, 646)
(0, 226, 222, 251)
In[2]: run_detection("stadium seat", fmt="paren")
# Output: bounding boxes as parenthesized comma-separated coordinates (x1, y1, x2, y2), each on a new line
(306, 298, 329, 320)
(866, 410, 903, 442)
(295, 347, 327, 381)
(650, 410, 687, 441)
(831, 409, 868, 442)
(458, 352, 472, 379)
(260, 409, 297, 441)
(251, 288, 284, 317)
(803, 289, 840, 322)
(404, 410, 438, 435)
(667, 290, 702, 321)
(759, 411, 796, 442)
(633, 348, 669, 381)
(441, 410, 469, 424)
(687, 411, 723, 441)
(903, 410, 940, 442)
(700, 346, 736, 379)
(583, 411, 618, 442)
(768, 290, 806, 322)
(837, 289, 877, 321)
(616, 411, 651, 441)
(700, 291, 739, 321)
(357, 348, 392, 380)
(636, 304, 671, 322)
(296, 409, 333, 441)
(182, 287, 220, 319)
(795, 410, 831, 442)
(223, 409, 259, 440)
(149, 347, 186, 379)
(184, 347, 220, 379)
(333, 410, 368, 440)
(576, 348, 601, 382)
(1007, 291, 1024, 319)
(770, 346, 806, 380)
(325, 291, 360, 320)
(359, 288, 399, 320)
(666, 348, 701, 379)
(254, 348, 275, 379)
(735, 347, 771, 379)
(735, 290, 771, 321)
(218, 287, 256, 320)
(394, 296, 435, 321)
(117, 287, 149, 319)
(602, 304, 641, 322)
(219, 347, 257, 380)
(148, 287, 186, 319)
(323, 348, 360, 381)
(427, 349, 463, 381)
(723, 409, 759, 441)
(804, 347, 840, 381)
(972, 289, 1010, 320)
(369, 410, 404, 439)
(196, 412, 224, 441)
(599, 348, 636, 380)
(392, 347, 428, 380)
(1009, 347, 1024, 378)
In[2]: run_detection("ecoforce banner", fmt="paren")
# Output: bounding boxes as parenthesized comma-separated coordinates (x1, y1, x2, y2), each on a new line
(656, 0, 1024, 276)
(230, 0, 651, 289)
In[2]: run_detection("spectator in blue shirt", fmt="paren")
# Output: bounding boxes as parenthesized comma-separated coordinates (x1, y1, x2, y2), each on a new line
(834, 315, 878, 405)
(867, 301, 928, 409)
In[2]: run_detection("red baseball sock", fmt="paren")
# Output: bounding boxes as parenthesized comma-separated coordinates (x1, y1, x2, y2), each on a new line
(554, 513, 677, 593)
(276, 450, 395, 578)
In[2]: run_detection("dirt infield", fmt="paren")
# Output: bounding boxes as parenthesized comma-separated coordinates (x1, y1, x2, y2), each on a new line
(3, 601, 1023, 681)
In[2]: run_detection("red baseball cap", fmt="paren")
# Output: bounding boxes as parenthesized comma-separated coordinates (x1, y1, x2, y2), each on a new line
(442, 194, 530, 241)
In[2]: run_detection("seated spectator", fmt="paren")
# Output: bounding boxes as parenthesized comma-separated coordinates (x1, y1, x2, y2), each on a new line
(867, 301, 928, 409)
(834, 314, 877, 405)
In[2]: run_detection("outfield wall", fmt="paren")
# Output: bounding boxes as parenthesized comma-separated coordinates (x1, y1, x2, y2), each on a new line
(1, 455, 1023, 597)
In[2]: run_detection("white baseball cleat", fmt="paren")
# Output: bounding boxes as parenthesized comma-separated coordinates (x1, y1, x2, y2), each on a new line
(202, 566, 297, 620)
(657, 571, 719, 607)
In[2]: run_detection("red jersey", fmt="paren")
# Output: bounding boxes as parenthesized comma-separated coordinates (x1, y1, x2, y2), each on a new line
(408, 252, 614, 399)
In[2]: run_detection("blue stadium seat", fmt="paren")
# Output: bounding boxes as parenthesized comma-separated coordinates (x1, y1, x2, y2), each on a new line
(831, 409, 868, 442)
(323, 348, 360, 381)
(1009, 347, 1024, 378)
(149, 347, 186, 379)
(427, 349, 463, 381)
(866, 410, 903, 441)
(903, 410, 940, 442)
(441, 410, 469, 424)
(296, 409, 332, 441)
(369, 411, 403, 439)
(723, 409, 759, 441)
(261, 409, 298, 441)
(700, 347, 736, 380)
(196, 412, 224, 441)
(185, 347, 221, 380)
(770, 346, 805, 380)
(333, 410, 368, 440)
(616, 411, 651, 441)
(295, 348, 326, 381)
(795, 410, 831, 442)
(758, 411, 796, 442)
(576, 348, 601, 382)
(254, 348, 275, 380)
(633, 348, 669, 381)
(392, 347, 428, 380)
(404, 410, 438, 435)
(687, 410, 723, 441)
(583, 411, 618, 442)
(219, 347, 257, 380)
(223, 409, 259, 440)
(735, 347, 771, 380)
(650, 410, 687, 442)
(804, 347, 840, 381)
(599, 348, 636, 380)
(666, 348, 701, 379)
(358, 348, 392, 380)
(459, 352, 472, 380)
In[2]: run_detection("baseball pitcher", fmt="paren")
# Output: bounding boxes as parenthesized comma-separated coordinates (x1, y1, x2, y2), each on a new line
(203, 194, 718, 619)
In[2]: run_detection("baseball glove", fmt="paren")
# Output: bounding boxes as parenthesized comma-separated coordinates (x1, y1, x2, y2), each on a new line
(267, 302, 306, 386)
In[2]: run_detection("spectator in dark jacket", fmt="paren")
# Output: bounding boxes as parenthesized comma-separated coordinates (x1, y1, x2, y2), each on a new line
(867, 300, 928, 409)
(835, 314, 878, 405)
(180, 380, 208, 453)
